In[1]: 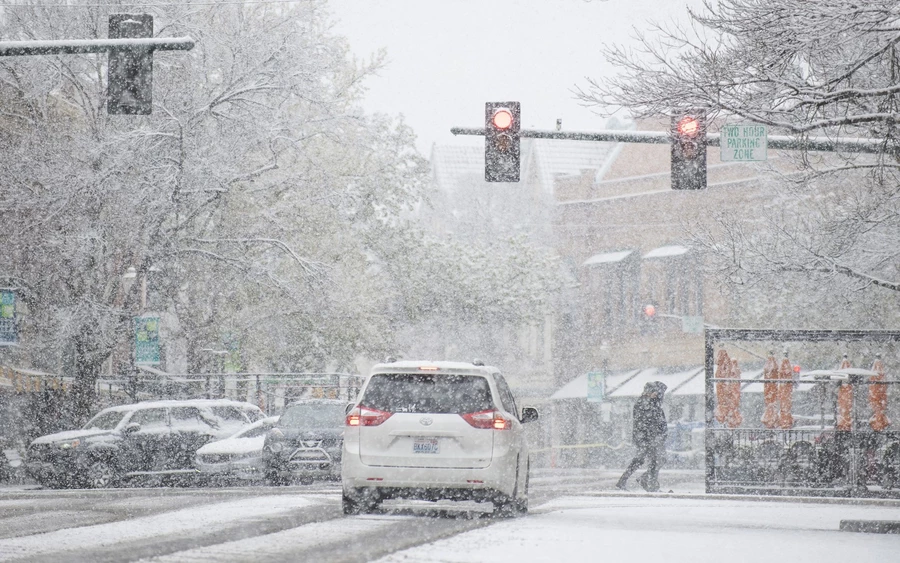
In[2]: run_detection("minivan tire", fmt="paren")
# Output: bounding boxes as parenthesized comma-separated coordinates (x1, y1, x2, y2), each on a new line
(342, 489, 379, 515)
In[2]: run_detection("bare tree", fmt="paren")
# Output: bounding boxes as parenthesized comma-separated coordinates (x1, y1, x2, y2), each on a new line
(577, 0, 900, 317)
(0, 1, 563, 417)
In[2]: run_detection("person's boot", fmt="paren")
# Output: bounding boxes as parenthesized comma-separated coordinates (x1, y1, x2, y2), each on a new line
(638, 473, 649, 491)
(615, 476, 628, 490)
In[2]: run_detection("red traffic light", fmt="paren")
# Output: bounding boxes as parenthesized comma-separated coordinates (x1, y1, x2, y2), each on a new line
(676, 116, 700, 137)
(642, 304, 656, 318)
(491, 109, 513, 130)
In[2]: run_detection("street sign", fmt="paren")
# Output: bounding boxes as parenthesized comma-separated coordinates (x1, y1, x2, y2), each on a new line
(134, 316, 160, 365)
(682, 316, 704, 334)
(720, 124, 767, 161)
(0, 289, 16, 346)
(587, 371, 606, 403)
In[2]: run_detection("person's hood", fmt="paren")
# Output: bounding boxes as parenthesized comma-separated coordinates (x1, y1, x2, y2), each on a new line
(654, 381, 668, 396)
(30, 428, 114, 445)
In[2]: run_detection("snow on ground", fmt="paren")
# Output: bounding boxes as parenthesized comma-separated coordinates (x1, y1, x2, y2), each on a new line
(144, 514, 409, 562)
(376, 496, 900, 563)
(0, 495, 318, 561)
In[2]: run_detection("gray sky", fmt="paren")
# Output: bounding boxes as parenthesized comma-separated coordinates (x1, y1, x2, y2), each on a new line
(329, 0, 700, 156)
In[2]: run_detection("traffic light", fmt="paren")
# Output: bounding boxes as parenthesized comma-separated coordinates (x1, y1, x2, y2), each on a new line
(670, 109, 707, 190)
(640, 303, 658, 334)
(485, 102, 520, 182)
(108, 14, 154, 115)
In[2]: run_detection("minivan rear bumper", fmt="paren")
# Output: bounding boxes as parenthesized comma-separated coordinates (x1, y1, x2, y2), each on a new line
(341, 447, 517, 497)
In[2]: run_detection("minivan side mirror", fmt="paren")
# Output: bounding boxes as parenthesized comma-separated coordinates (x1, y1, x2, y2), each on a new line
(124, 422, 141, 434)
(520, 407, 539, 424)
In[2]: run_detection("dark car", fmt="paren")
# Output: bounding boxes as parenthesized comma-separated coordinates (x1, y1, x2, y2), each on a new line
(263, 399, 346, 485)
(26, 399, 264, 488)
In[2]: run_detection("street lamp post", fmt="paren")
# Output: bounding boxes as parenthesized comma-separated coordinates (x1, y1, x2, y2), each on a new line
(199, 348, 228, 399)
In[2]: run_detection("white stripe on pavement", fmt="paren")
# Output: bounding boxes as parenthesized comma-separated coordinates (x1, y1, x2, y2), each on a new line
(0, 495, 318, 561)
(145, 515, 407, 562)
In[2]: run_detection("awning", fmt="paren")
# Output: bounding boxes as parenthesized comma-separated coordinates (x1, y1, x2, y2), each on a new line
(0, 365, 68, 392)
(643, 245, 689, 259)
(551, 366, 771, 399)
(550, 369, 641, 400)
(582, 250, 632, 267)
(665, 368, 705, 397)
(607, 368, 705, 398)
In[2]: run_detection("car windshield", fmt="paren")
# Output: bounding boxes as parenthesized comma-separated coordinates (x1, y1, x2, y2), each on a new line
(82, 410, 127, 431)
(361, 374, 493, 414)
(279, 404, 345, 429)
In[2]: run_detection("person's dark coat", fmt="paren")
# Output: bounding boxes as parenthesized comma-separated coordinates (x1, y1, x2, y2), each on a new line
(632, 382, 667, 447)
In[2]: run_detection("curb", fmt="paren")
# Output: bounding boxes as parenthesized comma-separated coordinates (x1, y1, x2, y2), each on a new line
(579, 490, 900, 507)
(840, 520, 900, 533)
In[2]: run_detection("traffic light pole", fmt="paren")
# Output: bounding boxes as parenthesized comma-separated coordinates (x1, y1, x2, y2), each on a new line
(0, 37, 195, 56)
(452, 127, 892, 155)
(0, 14, 195, 116)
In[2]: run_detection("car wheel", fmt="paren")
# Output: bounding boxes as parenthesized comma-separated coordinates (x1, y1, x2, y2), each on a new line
(494, 460, 525, 518)
(87, 460, 116, 489)
(515, 462, 530, 515)
(265, 469, 285, 486)
(342, 488, 379, 515)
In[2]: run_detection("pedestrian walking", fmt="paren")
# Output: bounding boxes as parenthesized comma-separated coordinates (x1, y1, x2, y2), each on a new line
(616, 381, 667, 492)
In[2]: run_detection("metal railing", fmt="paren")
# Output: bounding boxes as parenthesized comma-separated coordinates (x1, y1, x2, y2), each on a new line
(704, 329, 900, 498)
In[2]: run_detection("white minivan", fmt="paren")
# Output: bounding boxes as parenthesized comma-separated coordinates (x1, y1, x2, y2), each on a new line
(341, 360, 538, 516)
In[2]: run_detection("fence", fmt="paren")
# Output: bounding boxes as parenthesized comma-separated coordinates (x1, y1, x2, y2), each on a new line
(705, 329, 900, 498)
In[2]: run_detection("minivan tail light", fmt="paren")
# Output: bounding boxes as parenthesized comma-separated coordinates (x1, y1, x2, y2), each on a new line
(461, 409, 510, 430)
(346, 405, 393, 427)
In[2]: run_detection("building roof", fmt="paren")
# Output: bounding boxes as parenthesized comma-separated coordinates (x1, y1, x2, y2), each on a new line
(430, 145, 485, 191)
(430, 138, 619, 196)
(531, 139, 619, 193)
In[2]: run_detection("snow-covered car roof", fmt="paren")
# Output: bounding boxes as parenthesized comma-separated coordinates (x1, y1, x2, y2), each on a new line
(98, 399, 263, 413)
(370, 360, 499, 376)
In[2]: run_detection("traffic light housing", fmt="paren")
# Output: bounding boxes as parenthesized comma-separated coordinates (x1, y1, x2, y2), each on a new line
(485, 102, 520, 182)
(108, 14, 153, 115)
(671, 109, 707, 190)
(640, 303, 658, 334)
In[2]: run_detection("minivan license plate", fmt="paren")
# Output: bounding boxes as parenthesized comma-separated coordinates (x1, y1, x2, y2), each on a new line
(413, 437, 440, 454)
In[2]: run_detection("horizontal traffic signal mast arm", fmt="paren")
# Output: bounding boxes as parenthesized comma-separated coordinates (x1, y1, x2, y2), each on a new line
(0, 37, 195, 56)
(451, 127, 892, 155)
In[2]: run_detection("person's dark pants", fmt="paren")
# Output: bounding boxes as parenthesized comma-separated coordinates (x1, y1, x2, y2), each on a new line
(617, 441, 662, 491)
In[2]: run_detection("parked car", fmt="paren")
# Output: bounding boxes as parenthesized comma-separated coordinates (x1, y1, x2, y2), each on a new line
(341, 360, 538, 516)
(26, 399, 264, 489)
(195, 416, 279, 484)
(263, 399, 346, 485)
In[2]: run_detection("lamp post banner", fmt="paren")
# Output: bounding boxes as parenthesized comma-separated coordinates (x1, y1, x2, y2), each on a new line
(0, 290, 15, 345)
(134, 316, 160, 365)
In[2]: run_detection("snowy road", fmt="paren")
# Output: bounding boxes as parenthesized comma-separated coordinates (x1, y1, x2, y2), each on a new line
(0, 471, 898, 562)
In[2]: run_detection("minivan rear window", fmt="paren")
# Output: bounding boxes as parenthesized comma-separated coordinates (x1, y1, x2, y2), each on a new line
(361, 374, 493, 414)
